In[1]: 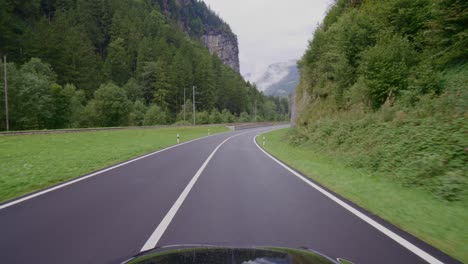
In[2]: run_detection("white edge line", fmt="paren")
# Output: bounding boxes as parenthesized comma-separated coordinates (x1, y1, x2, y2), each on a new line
(140, 132, 247, 251)
(253, 134, 444, 264)
(0, 131, 231, 211)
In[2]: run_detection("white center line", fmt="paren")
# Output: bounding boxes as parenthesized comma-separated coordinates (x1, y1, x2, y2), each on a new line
(140, 132, 248, 252)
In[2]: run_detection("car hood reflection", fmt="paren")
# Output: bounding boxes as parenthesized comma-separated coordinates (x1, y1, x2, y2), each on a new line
(123, 245, 352, 264)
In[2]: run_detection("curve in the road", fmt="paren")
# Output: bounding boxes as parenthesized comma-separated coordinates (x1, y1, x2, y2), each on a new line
(141, 131, 250, 251)
(0, 125, 460, 264)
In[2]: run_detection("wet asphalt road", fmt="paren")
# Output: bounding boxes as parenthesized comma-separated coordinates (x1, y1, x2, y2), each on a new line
(0, 126, 459, 264)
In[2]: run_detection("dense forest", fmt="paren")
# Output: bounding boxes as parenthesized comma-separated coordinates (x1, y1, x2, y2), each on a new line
(0, 0, 289, 131)
(293, 0, 467, 201)
(154, 0, 231, 37)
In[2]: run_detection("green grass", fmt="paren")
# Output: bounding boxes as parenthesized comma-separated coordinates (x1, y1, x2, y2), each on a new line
(0, 126, 228, 203)
(257, 128, 468, 263)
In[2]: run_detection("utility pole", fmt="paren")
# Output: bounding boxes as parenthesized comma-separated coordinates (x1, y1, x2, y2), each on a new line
(183, 87, 186, 122)
(254, 99, 257, 122)
(3, 55, 9, 131)
(192, 85, 196, 125)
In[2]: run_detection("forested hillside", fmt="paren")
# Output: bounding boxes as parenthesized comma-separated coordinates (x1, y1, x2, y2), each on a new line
(155, 0, 240, 72)
(293, 0, 467, 201)
(0, 0, 288, 131)
(155, 0, 230, 38)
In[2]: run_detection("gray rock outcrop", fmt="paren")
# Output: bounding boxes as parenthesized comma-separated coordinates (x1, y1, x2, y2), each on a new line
(201, 30, 240, 72)
(156, 0, 241, 73)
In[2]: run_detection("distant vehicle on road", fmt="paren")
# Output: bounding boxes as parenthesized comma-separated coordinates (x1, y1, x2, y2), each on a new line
(123, 245, 353, 264)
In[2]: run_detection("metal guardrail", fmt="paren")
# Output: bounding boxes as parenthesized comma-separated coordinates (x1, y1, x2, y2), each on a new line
(0, 125, 173, 136)
(0, 122, 288, 136)
(233, 122, 275, 130)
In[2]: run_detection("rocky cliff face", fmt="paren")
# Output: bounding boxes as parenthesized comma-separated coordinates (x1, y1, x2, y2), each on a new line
(291, 71, 311, 126)
(156, 0, 240, 73)
(201, 30, 240, 72)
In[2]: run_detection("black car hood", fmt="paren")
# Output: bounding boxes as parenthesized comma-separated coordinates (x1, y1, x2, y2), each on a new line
(123, 245, 351, 264)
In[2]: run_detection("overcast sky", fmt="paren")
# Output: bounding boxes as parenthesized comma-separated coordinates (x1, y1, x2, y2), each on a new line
(202, 0, 334, 77)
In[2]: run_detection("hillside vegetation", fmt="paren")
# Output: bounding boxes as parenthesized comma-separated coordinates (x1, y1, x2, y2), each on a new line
(0, 0, 288, 131)
(293, 0, 467, 201)
(259, 128, 468, 262)
(154, 0, 232, 37)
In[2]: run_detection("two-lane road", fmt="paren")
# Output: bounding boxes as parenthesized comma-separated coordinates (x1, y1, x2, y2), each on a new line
(0, 126, 458, 263)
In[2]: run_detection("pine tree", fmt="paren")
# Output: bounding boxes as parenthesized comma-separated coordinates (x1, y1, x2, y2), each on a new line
(104, 37, 131, 86)
(194, 54, 216, 110)
(169, 50, 193, 113)
(76, 0, 111, 55)
(59, 26, 102, 97)
(84, 82, 131, 127)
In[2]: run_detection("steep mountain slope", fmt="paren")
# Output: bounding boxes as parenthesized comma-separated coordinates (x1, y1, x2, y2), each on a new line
(288, 0, 467, 261)
(293, 0, 467, 202)
(156, 0, 240, 72)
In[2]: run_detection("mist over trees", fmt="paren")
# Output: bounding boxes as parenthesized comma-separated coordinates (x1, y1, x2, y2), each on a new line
(0, 0, 289, 131)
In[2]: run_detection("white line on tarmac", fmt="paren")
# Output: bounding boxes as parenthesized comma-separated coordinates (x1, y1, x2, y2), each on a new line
(253, 134, 444, 264)
(0, 132, 229, 210)
(140, 132, 247, 251)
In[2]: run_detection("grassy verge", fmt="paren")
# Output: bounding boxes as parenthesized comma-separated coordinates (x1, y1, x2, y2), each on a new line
(0, 126, 228, 203)
(257, 128, 467, 262)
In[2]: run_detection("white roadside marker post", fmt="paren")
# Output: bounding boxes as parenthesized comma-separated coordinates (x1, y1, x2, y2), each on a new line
(263, 136, 266, 146)
(177, 133, 180, 144)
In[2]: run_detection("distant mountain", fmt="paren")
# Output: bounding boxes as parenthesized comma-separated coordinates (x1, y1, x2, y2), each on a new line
(245, 60, 299, 97)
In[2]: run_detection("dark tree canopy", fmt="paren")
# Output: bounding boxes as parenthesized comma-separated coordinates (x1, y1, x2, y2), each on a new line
(0, 0, 288, 130)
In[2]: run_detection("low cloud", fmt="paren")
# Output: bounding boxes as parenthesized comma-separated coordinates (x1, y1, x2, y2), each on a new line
(202, 0, 333, 76)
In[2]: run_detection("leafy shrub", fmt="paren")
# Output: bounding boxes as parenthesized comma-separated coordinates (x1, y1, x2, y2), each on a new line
(128, 101, 147, 126)
(239, 112, 251, 122)
(359, 33, 417, 109)
(221, 109, 235, 123)
(196, 111, 210, 124)
(209, 108, 223, 124)
(287, 127, 309, 146)
(176, 100, 193, 123)
(81, 82, 132, 127)
(435, 170, 467, 201)
(143, 104, 168, 125)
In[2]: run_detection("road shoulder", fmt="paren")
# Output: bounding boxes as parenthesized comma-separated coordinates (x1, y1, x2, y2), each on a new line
(256, 128, 465, 263)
